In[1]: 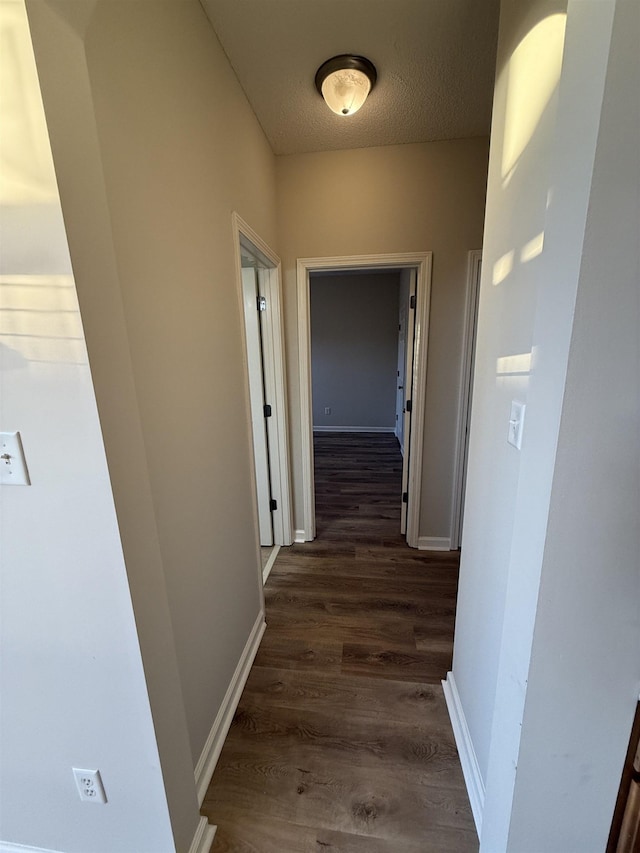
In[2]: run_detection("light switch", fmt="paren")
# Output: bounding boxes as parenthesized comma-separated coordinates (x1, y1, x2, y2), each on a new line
(0, 432, 31, 485)
(507, 401, 526, 450)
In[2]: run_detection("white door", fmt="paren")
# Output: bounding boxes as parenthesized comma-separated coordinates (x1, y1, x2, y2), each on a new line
(241, 267, 273, 546)
(395, 275, 411, 454)
(400, 270, 417, 535)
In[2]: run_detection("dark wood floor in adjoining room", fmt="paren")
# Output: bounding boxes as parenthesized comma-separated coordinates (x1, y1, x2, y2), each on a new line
(203, 432, 476, 851)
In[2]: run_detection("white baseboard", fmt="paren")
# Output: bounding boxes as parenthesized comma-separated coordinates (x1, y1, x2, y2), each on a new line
(262, 544, 280, 583)
(294, 528, 308, 543)
(417, 536, 452, 551)
(194, 611, 266, 805)
(442, 672, 484, 838)
(188, 817, 217, 853)
(0, 822, 217, 853)
(312, 426, 395, 433)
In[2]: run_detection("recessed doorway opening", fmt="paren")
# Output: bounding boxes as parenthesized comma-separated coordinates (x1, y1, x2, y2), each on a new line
(233, 213, 293, 582)
(296, 252, 432, 548)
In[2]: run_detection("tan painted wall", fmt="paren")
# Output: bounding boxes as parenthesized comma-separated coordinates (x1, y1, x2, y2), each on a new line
(276, 139, 489, 541)
(27, 3, 278, 839)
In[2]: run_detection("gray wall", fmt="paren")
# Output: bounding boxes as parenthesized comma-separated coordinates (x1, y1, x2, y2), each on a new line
(311, 272, 400, 430)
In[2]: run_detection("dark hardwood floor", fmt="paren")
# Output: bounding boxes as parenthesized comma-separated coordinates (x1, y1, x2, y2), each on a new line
(203, 432, 476, 851)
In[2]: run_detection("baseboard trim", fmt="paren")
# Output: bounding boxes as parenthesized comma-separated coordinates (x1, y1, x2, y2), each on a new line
(312, 426, 395, 433)
(262, 544, 280, 584)
(0, 843, 65, 853)
(195, 610, 266, 805)
(417, 536, 452, 551)
(188, 817, 217, 853)
(442, 672, 484, 838)
(294, 528, 308, 543)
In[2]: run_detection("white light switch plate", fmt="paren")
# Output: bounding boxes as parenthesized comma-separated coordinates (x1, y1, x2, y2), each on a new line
(508, 401, 526, 450)
(0, 432, 31, 485)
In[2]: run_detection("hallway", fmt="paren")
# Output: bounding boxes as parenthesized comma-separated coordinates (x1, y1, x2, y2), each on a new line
(203, 433, 476, 850)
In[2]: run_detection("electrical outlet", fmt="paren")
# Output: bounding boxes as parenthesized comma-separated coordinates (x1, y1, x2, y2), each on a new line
(324, 407, 331, 415)
(73, 768, 107, 803)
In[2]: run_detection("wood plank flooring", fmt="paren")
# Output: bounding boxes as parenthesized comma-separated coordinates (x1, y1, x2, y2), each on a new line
(203, 432, 476, 851)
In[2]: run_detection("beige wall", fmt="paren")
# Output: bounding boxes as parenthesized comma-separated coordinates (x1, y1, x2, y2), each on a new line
(80, 0, 277, 765)
(276, 139, 489, 540)
(26, 2, 278, 847)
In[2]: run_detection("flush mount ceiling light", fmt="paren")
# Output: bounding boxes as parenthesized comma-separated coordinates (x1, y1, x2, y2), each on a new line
(315, 54, 377, 117)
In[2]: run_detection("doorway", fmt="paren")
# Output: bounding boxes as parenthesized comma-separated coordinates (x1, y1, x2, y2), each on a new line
(233, 214, 293, 580)
(296, 252, 432, 548)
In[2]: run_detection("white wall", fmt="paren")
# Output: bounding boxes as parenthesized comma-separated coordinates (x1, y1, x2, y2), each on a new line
(311, 272, 400, 430)
(453, 0, 571, 796)
(450, 0, 639, 849)
(506, 0, 639, 846)
(0, 2, 189, 850)
(276, 139, 489, 541)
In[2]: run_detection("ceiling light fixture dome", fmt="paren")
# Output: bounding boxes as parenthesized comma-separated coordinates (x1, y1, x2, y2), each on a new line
(315, 54, 377, 117)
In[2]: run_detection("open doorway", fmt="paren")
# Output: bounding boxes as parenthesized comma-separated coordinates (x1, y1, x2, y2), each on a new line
(296, 252, 432, 548)
(233, 214, 293, 582)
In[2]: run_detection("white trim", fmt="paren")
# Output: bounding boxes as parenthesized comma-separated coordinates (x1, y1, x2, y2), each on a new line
(297, 258, 316, 542)
(442, 672, 484, 838)
(417, 536, 452, 551)
(232, 213, 294, 547)
(297, 252, 432, 547)
(188, 817, 217, 853)
(262, 544, 280, 583)
(0, 821, 218, 853)
(313, 426, 395, 433)
(294, 528, 308, 543)
(450, 250, 483, 550)
(195, 610, 266, 805)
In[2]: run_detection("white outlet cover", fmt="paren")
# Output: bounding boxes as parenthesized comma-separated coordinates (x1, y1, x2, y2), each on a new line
(0, 432, 31, 485)
(73, 768, 107, 803)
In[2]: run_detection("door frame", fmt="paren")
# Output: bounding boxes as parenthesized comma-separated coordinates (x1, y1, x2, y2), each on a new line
(296, 252, 432, 548)
(232, 212, 294, 547)
(450, 249, 482, 549)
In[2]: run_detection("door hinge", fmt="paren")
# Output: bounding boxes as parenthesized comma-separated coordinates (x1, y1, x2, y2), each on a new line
(257, 295, 267, 312)
(410, 294, 416, 309)
(263, 403, 272, 418)
(406, 399, 412, 413)
(402, 492, 408, 503)
(270, 498, 278, 511)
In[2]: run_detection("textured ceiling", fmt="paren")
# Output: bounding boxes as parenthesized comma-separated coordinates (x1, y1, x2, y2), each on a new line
(200, 0, 500, 156)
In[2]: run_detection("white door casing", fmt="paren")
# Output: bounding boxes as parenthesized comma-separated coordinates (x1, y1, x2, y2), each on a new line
(233, 213, 294, 553)
(297, 252, 432, 548)
(450, 249, 482, 549)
